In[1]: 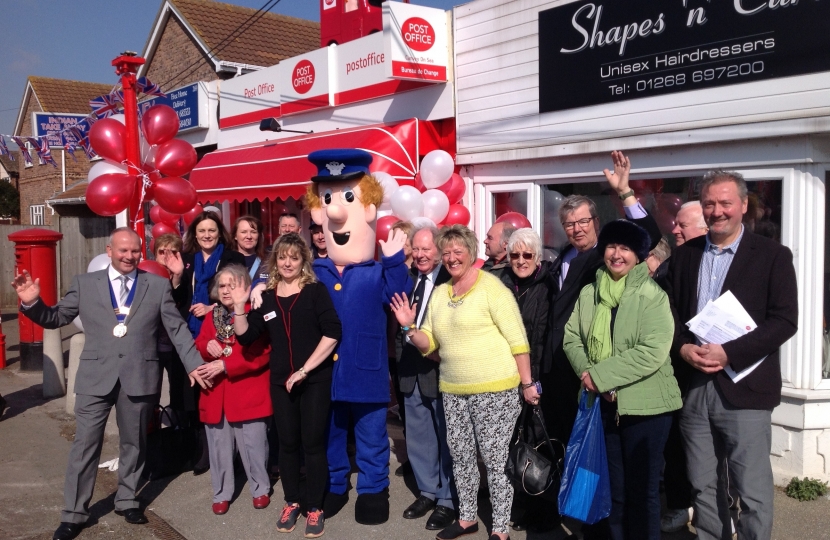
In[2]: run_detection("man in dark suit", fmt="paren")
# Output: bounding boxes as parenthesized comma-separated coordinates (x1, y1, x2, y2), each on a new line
(543, 151, 662, 447)
(12, 228, 208, 540)
(397, 225, 455, 530)
(665, 171, 797, 540)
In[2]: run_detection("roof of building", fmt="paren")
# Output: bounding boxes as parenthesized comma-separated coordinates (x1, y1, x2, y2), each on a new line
(0, 155, 18, 175)
(48, 180, 88, 205)
(159, 0, 320, 69)
(27, 77, 114, 115)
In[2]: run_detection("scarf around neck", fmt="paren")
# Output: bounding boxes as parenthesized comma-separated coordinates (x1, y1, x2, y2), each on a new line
(587, 267, 627, 365)
(187, 243, 224, 338)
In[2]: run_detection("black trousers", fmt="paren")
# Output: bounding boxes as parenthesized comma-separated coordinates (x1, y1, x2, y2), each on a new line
(663, 409, 692, 510)
(271, 379, 331, 509)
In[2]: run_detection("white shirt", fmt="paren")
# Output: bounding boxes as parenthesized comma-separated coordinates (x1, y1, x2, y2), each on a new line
(405, 264, 443, 345)
(108, 265, 138, 308)
(558, 202, 647, 289)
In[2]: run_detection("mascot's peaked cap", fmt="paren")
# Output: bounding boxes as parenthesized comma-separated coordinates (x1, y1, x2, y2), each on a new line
(309, 149, 373, 183)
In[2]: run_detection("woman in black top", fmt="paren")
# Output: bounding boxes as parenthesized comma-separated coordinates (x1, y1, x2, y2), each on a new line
(232, 233, 341, 538)
(500, 228, 556, 533)
(176, 211, 246, 338)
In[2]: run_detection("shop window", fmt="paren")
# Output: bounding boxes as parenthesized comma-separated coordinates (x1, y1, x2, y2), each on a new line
(234, 198, 305, 248)
(492, 191, 528, 222)
(29, 204, 44, 225)
(540, 176, 782, 256)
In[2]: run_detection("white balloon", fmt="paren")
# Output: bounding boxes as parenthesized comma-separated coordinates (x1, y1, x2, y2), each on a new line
(422, 189, 450, 224)
(87, 253, 111, 272)
(410, 216, 436, 230)
(88, 160, 128, 183)
(390, 185, 424, 221)
(420, 150, 454, 189)
(372, 171, 399, 205)
(203, 206, 221, 218)
(72, 317, 84, 332)
(377, 208, 395, 219)
(110, 113, 126, 125)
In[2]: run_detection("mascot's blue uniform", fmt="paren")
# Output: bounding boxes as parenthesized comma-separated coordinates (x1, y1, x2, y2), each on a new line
(314, 252, 410, 496)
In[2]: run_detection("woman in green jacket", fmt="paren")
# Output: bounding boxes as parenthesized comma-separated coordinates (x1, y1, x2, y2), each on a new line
(564, 219, 681, 540)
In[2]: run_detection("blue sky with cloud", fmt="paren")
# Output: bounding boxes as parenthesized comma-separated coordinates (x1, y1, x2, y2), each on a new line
(0, 0, 465, 136)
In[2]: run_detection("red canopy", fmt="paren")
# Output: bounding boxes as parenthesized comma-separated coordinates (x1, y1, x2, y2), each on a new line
(190, 118, 450, 203)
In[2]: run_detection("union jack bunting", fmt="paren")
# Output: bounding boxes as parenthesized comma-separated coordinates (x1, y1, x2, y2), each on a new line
(78, 136, 97, 160)
(77, 115, 97, 133)
(69, 127, 85, 143)
(0, 135, 11, 160)
(89, 93, 121, 118)
(11, 136, 32, 166)
(64, 141, 77, 162)
(38, 138, 57, 167)
(136, 77, 165, 98)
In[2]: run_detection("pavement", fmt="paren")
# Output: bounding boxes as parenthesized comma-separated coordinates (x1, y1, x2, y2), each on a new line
(1, 308, 829, 540)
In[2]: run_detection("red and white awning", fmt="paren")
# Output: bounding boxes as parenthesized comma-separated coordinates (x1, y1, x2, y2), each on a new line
(191, 118, 450, 203)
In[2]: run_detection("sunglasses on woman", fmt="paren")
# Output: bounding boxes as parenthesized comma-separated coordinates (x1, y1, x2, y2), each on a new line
(509, 252, 534, 261)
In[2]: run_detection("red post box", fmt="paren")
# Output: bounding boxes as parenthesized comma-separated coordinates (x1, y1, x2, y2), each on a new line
(8, 228, 63, 371)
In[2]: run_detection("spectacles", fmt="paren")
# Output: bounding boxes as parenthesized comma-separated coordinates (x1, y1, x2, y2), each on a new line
(561, 217, 596, 230)
(509, 252, 534, 261)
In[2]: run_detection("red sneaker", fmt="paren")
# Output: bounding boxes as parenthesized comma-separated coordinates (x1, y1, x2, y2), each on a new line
(253, 494, 270, 509)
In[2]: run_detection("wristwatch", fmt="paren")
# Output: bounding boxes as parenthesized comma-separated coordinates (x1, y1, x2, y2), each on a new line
(618, 189, 635, 200)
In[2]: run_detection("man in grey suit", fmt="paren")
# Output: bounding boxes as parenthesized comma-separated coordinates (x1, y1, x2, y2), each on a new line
(12, 228, 209, 540)
(397, 225, 455, 530)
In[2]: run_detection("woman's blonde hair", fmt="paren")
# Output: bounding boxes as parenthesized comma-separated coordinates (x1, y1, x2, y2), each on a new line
(264, 233, 317, 290)
(435, 224, 478, 261)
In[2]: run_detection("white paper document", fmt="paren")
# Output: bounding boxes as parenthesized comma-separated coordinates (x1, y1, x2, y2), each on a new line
(686, 291, 766, 383)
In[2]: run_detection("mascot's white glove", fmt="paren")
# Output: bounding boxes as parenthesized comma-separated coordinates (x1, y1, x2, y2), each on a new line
(379, 228, 407, 258)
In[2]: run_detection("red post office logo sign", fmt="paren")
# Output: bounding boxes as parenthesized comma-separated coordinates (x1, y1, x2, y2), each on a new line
(292, 60, 315, 94)
(402, 17, 435, 52)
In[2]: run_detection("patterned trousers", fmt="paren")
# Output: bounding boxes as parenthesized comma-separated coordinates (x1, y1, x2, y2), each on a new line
(443, 388, 522, 534)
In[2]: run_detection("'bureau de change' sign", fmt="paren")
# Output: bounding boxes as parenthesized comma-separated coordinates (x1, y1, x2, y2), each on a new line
(538, 0, 830, 113)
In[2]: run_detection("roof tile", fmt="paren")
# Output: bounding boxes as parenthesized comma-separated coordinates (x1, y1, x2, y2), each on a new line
(170, 0, 320, 67)
(28, 77, 114, 115)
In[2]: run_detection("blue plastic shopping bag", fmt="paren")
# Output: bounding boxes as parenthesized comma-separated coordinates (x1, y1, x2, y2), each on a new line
(557, 391, 611, 524)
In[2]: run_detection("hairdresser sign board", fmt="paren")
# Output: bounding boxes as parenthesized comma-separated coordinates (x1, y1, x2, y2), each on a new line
(538, 0, 830, 113)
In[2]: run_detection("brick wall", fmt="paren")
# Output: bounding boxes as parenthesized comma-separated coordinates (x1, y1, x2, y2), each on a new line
(145, 15, 221, 92)
(16, 94, 96, 226)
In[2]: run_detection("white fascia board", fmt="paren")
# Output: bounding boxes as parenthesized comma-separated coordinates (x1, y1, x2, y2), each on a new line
(13, 82, 42, 136)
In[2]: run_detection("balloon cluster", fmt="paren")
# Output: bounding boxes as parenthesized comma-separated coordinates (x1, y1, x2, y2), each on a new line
(85, 105, 200, 222)
(375, 150, 470, 245)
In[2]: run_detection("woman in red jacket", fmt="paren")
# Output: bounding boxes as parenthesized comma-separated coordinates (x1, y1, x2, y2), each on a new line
(194, 264, 272, 516)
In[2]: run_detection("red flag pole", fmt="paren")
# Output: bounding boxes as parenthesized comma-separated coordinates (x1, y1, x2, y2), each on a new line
(112, 53, 146, 254)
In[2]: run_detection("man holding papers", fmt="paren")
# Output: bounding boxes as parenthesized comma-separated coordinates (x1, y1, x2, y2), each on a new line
(665, 171, 798, 540)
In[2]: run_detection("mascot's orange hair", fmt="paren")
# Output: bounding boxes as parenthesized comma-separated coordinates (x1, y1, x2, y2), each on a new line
(305, 174, 384, 209)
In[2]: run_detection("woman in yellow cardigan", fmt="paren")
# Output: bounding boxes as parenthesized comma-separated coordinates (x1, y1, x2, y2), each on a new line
(391, 224, 538, 540)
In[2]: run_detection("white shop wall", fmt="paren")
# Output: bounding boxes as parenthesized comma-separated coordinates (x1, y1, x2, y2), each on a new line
(452, 0, 830, 165)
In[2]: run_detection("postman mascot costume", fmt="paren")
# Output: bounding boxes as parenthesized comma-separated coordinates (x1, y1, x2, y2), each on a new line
(306, 149, 411, 525)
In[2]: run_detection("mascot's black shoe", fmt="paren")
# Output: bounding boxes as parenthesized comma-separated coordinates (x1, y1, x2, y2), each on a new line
(355, 490, 390, 525)
(322, 491, 349, 518)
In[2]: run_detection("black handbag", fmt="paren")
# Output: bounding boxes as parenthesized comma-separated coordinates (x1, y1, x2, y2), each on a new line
(142, 406, 197, 481)
(505, 403, 565, 499)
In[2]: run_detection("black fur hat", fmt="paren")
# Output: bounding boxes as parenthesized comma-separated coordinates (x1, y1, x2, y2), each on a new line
(597, 220, 651, 262)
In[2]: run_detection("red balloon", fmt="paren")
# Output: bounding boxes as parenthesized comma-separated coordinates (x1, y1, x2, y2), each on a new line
(629, 180, 654, 194)
(443, 204, 470, 226)
(437, 173, 466, 204)
(155, 139, 197, 177)
(154, 176, 198, 214)
(376, 215, 400, 246)
(89, 118, 127, 163)
(152, 222, 178, 238)
(86, 173, 136, 217)
(138, 259, 170, 278)
(495, 211, 531, 229)
(659, 193, 683, 217)
(141, 105, 179, 146)
(149, 204, 181, 226)
(182, 204, 204, 226)
(473, 258, 486, 269)
(414, 172, 427, 193)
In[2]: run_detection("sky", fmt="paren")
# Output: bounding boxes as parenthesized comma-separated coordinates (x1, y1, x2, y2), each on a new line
(0, 0, 467, 137)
